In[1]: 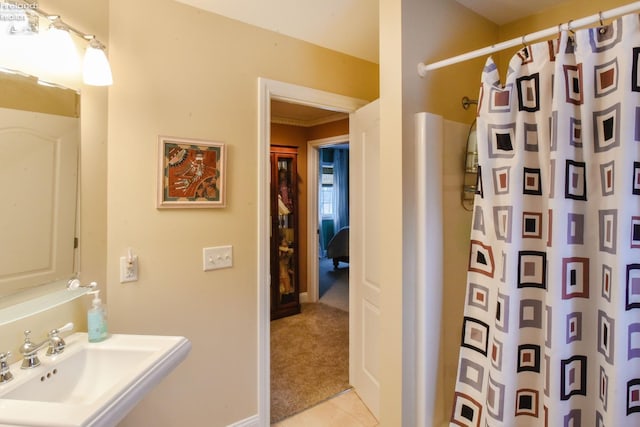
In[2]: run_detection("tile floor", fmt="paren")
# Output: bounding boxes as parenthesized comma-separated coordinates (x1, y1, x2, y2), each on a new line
(272, 389, 378, 426)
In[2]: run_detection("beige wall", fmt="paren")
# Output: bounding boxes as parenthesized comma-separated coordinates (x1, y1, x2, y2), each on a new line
(106, 1, 377, 425)
(496, 0, 634, 76)
(307, 119, 350, 141)
(500, 0, 634, 39)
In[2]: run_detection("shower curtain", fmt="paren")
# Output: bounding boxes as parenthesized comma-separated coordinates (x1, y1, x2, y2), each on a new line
(451, 14, 640, 427)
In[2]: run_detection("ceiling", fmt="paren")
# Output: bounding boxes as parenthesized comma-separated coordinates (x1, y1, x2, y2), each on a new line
(175, 0, 379, 63)
(176, 0, 570, 65)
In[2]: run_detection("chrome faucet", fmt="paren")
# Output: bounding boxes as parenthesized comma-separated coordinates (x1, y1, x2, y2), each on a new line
(19, 322, 74, 369)
(0, 351, 13, 383)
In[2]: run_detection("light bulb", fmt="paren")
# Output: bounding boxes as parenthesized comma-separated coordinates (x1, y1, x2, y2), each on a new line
(41, 17, 81, 77)
(83, 38, 112, 86)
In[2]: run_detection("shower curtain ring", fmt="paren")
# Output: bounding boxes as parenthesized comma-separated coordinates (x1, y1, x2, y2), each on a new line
(556, 23, 565, 44)
(566, 19, 576, 47)
(598, 11, 607, 34)
(520, 35, 530, 59)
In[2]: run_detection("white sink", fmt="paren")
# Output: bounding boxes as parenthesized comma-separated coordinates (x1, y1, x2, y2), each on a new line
(0, 333, 191, 427)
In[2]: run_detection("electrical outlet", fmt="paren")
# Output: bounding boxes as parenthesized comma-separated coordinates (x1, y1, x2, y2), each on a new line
(203, 245, 233, 271)
(120, 255, 138, 283)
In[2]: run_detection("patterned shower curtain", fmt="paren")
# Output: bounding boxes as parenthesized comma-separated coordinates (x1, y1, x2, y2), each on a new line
(451, 14, 640, 427)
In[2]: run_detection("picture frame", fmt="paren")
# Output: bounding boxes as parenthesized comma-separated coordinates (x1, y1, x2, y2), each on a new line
(157, 135, 226, 208)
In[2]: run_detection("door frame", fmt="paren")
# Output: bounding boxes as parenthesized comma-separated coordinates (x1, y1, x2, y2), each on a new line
(305, 134, 349, 303)
(257, 78, 367, 425)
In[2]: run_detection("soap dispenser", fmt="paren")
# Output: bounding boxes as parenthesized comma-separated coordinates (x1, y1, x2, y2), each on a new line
(87, 290, 108, 342)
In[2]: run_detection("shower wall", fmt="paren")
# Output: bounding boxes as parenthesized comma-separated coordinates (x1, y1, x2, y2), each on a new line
(432, 119, 474, 426)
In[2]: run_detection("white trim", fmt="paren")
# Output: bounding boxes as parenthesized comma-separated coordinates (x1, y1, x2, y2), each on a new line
(257, 78, 271, 427)
(271, 112, 347, 127)
(226, 414, 259, 427)
(299, 291, 309, 303)
(257, 77, 367, 426)
(306, 134, 349, 303)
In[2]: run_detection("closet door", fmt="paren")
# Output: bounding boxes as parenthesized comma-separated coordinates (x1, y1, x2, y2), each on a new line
(270, 146, 301, 319)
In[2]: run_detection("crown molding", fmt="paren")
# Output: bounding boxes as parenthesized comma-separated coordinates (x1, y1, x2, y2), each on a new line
(271, 111, 348, 127)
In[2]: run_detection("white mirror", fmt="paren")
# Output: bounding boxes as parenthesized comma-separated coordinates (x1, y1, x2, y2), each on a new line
(0, 71, 80, 300)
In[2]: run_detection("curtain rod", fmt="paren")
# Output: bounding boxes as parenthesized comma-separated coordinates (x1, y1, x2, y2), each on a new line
(417, 1, 640, 76)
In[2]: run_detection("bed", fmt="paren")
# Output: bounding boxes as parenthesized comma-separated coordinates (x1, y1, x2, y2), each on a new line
(326, 226, 349, 268)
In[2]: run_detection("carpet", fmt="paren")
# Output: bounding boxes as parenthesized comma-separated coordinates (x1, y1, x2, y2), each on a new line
(270, 302, 350, 423)
(319, 257, 349, 312)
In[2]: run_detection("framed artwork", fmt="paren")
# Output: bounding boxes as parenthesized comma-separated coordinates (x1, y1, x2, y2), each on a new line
(157, 136, 226, 208)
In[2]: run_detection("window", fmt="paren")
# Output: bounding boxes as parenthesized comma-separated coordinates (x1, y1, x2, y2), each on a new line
(320, 165, 334, 217)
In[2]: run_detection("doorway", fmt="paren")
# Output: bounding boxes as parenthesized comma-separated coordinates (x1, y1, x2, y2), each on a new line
(269, 106, 350, 422)
(258, 78, 367, 424)
(308, 138, 350, 312)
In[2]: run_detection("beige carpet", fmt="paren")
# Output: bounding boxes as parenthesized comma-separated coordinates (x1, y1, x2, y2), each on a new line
(319, 257, 349, 312)
(270, 302, 350, 423)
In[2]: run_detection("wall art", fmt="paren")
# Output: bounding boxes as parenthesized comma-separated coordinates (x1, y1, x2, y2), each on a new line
(157, 136, 226, 208)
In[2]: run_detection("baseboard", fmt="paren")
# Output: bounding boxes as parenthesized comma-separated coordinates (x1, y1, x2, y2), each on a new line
(299, 291, 309, 303)
(227, 414, 259, 427)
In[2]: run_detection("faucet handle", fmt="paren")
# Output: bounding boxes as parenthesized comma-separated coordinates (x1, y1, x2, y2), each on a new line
(47, 322, 74, 356)
(22, 330, 33, 346)
(50, 322, 74, 336)
(0, 351, 10, 366)
(0, 351, 14, 384)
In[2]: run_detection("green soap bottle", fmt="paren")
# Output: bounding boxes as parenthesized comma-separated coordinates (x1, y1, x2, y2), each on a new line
(87, 290, 108, 342)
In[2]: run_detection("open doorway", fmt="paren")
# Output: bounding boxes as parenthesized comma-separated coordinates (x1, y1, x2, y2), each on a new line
(309, 139, 350, 313)
(257, 78, 368, 425)
(268, 100, 351, 423)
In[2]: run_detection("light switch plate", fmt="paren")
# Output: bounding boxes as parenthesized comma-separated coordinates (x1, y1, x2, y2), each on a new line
(203, 245, 233, 271)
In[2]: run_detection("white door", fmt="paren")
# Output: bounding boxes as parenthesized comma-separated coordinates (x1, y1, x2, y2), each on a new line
(349, 99, 380, 419)
(0, 108, 79, 295)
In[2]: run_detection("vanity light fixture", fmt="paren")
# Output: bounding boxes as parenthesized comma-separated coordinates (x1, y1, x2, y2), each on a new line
(1, 0, 113, 86)
(42, 16, 80, 76)
(82, 37, 113, 86)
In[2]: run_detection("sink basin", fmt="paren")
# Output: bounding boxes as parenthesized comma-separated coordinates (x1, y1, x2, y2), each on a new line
(0, 333, 191, 427)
